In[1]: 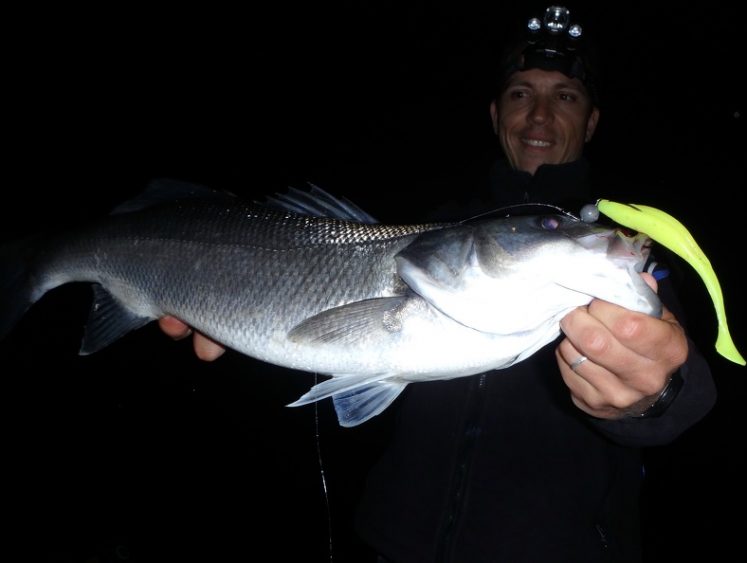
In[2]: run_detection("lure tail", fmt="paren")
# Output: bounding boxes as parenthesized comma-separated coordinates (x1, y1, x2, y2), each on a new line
(597, 199, 745, 366)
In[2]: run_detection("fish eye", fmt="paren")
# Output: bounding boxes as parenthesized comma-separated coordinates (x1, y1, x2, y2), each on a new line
(540, 216, 561, 230)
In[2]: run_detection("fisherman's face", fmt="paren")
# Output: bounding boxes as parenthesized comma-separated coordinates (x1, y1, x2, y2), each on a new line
(491, 68, 600, 175)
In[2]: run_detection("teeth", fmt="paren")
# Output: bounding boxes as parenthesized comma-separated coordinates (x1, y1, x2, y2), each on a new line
(524, 138, 551, 147)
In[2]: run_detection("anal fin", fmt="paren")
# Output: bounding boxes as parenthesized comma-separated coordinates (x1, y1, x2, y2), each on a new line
(287, 372, 408, 427)
(332, 382, 407, 427)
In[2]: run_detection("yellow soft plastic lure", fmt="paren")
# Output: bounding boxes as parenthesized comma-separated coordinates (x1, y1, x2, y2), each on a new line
(597, 199, 744, 365)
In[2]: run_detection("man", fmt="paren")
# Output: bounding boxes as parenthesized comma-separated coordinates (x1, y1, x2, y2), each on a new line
(160, 6, 716, 562)
(353, 7, 715, 563)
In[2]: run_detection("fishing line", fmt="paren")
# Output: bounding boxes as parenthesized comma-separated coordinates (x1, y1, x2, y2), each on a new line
(461, 202, 581, 223)
(313, 372, 334, 562)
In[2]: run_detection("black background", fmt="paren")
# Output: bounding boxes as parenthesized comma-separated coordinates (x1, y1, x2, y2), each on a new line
(3, 2, 745, 562)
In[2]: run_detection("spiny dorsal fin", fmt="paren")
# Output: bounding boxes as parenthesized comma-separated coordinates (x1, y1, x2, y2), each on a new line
(261, 182, 379, 224)
(111, 178, 237, 214)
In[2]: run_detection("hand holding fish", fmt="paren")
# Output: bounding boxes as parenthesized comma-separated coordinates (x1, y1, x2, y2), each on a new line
(158, 317, 225, 361)
(556, 273, 688, 419)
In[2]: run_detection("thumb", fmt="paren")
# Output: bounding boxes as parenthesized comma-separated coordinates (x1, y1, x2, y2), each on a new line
(640, 272, 658, 293)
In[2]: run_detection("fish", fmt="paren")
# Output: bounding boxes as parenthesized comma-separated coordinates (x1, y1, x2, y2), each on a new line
(0, 180, 660, 427)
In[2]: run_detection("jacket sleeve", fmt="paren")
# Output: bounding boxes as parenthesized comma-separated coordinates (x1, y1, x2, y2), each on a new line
(586, 255, 718, 447)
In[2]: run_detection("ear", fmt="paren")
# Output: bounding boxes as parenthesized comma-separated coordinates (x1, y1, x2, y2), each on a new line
(585, 106, 600, 142)
(489, 100, 500, 135)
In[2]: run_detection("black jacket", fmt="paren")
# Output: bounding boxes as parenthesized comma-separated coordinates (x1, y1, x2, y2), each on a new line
(354, 159, 717, 563)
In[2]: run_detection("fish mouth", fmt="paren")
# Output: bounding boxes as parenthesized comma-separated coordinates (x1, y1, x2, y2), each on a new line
(608, 230, 653, 272)
(572, 226, 653, 270)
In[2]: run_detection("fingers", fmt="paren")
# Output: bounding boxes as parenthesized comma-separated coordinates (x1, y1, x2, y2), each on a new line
(158, 316, 193, 339)
(158, 316, 226, 361)
(193, 333, 226, 361)
(556, 340, 646, 418)
(561, 300, 686, 371)
(556, 298, 688, 418)
(640, 271, 658, 292)
(539, 272, 686, 419)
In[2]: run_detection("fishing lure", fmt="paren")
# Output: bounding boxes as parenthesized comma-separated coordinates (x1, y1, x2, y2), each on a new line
(596, 199, 745, 366)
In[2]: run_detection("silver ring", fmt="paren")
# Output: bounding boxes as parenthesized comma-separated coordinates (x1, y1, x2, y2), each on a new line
(569, 355, 588, 372)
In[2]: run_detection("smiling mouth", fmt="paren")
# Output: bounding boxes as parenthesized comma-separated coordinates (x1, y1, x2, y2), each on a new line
(522, 138, 552, 148)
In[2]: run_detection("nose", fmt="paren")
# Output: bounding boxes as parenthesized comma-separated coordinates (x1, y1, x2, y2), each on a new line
(527, 97, 553, 125)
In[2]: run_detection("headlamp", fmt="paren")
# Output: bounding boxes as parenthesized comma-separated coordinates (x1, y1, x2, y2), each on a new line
(499, 5, 598, 104)
(523, 6, 584, 74)
(533, 6, 577, 37)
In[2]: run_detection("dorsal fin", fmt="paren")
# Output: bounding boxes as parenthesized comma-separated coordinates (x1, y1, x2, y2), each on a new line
(111, 178, 237, 214)
(261, 182, 379, 224)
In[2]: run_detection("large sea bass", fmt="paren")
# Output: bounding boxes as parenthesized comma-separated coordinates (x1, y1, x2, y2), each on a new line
(0, 181, 660, 426)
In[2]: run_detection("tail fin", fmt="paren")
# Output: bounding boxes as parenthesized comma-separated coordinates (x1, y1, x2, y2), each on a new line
(0, 236, 42, 341)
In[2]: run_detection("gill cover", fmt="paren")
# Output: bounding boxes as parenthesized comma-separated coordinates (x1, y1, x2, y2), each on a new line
(597, 199, 745, 366)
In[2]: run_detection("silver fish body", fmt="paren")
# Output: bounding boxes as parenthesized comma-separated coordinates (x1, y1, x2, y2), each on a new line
(0, 184, 661, 426)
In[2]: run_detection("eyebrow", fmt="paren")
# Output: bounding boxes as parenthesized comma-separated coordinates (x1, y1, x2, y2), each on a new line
(505, 79, 586, 93)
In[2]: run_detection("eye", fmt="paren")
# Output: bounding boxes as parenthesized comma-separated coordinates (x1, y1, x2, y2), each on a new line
(558, 92, 577, 102)
(540, 216, 561, 230)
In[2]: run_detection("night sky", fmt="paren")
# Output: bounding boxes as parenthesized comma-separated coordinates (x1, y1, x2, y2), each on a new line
(4, 2, 745, 562)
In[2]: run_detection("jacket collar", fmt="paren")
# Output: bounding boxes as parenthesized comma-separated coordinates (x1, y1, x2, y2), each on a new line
(487, 158, 593, 210)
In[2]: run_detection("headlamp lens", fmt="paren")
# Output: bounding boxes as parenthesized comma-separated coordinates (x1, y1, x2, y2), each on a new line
(544, 6, 570, 33)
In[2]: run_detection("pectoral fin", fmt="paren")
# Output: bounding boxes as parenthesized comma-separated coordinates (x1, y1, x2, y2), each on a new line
(288, 296, 408, 344)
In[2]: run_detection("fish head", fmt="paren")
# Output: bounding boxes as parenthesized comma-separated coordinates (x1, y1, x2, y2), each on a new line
(396, 214, 662, 335)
